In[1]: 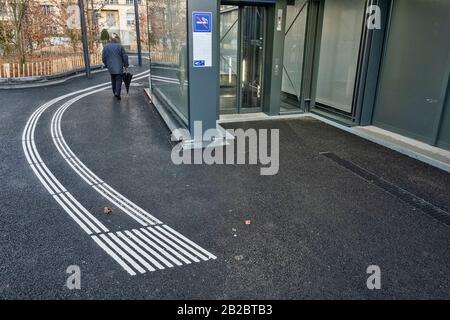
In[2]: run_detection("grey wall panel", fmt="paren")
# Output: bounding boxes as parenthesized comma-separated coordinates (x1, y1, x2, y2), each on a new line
(264, 0, 287, 115)
(358, 0, 391, 125)
(437, 79, 450, 149)
(373, 0, 450, 144)
(188, 0, 220, 134)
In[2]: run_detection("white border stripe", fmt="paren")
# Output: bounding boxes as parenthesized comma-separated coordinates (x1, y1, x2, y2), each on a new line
(162, 225, 217, 259)
(31, 163, 59, 195)
(53, 194, 92, 235)
(58, 192, 101, 234)
(30, 164, 56, 195)
(124, 230, 180, 267)
(91, 235, 136, 276)
(97, 184, 157, 225)
(22, 69, 217, 275)
(144, 228, 200, 263)
(107, 233, 156, 272)
(65, 157, 96, 186)
(64, 192, 109, 233)
(95, 183, 154, 225)
(51, 73, 165, 227)
(99, 234, 146, 274)
(22, 139, 34, 165)
(155, 226, 209, 261)
(92, 185, 148, 226)
(116, 231, 166, 270)
(39, 162, 67, 193)
(101, 184, 162, 224)
(133, 229, 191, 265)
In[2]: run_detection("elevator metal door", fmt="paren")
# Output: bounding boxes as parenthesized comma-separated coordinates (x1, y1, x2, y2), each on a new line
(219, 5, 267, 114)
(239, 6, 266, 113)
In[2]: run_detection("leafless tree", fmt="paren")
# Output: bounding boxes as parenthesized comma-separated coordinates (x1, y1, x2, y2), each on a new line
(3, 0, 28, 63)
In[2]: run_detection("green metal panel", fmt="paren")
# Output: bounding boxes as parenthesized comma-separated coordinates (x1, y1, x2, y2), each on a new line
(302, 0, 323, 112)
(263, 0, 287, 115)
(373, 0, 450, 145)
(357, 0, 391, 125)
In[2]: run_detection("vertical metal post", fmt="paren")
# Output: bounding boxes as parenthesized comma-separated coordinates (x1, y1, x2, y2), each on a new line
(78, 0, 91, 78)
(134, 0, 143, 66)
(188, 0, 219, 135)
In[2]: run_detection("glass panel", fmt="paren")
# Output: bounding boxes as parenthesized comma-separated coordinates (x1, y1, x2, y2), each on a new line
(148, 0, 189, 125)
(316, 0, 365, 113)
(281, 0, 308, 112)
(220, 6, 239, 114)
(240, 6, 265, 111)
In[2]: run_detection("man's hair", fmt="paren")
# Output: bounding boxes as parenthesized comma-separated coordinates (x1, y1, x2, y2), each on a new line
(111, 34, 120, 43)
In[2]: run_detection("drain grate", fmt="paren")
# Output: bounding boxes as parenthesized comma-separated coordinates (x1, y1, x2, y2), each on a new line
(321, 152, 450, 227)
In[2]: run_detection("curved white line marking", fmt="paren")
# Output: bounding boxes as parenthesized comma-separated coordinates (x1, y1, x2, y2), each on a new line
(22, 70, 149, 234)
(23, 70, 217, 275)
(51, 74, 163, 226)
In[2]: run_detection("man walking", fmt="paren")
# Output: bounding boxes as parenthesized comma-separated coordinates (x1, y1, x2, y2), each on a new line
(102, 34, 129, 100)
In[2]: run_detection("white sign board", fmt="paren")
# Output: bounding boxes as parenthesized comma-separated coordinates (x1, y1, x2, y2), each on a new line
(192, 12, 212, 68)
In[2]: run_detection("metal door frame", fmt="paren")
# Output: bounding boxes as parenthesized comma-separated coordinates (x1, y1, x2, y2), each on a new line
(219, 5, 241, 114)
(280, 0, 309, 113)
(239, 5, 267, 113)
(219, 3, 269, 114)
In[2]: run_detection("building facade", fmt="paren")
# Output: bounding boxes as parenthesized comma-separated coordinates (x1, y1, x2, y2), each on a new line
(146, 0, 450, 151)
(99, 0, 144, 49)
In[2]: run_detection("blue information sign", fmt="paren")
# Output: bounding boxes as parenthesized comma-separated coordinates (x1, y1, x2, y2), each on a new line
(193, 12, 212, 33)
(194, 60, 205, 67)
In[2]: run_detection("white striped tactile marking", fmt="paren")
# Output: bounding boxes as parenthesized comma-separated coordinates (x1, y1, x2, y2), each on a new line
(91, 226, 216, 276)
(22, 81, 117, 235)
(51, 76, 162, 226)
(22, 70, 216, 275)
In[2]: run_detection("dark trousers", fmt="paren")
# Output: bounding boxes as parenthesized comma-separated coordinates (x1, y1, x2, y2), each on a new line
(110, 74, 123, 97)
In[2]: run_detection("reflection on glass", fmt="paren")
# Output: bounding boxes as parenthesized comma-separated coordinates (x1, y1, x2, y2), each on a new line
(281, 0, 308, 112)
(220, 6, 239, 113)
(147, 0, 188, 124)
(240, 6, 265, 111)
(316, 0, 365, 113)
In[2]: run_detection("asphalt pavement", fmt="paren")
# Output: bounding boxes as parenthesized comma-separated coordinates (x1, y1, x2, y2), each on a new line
(0, 58, 449, 299)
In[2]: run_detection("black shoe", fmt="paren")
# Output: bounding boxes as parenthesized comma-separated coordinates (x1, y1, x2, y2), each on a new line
(115, 95, 121, 100)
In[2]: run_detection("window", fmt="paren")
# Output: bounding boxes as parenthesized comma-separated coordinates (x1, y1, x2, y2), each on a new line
(127, 11, 135, 26)
(126, 0, 141, 5)
(105, 12, 118, 27)
(41, 5, 54, 15)
(315, 0, 366, 114)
